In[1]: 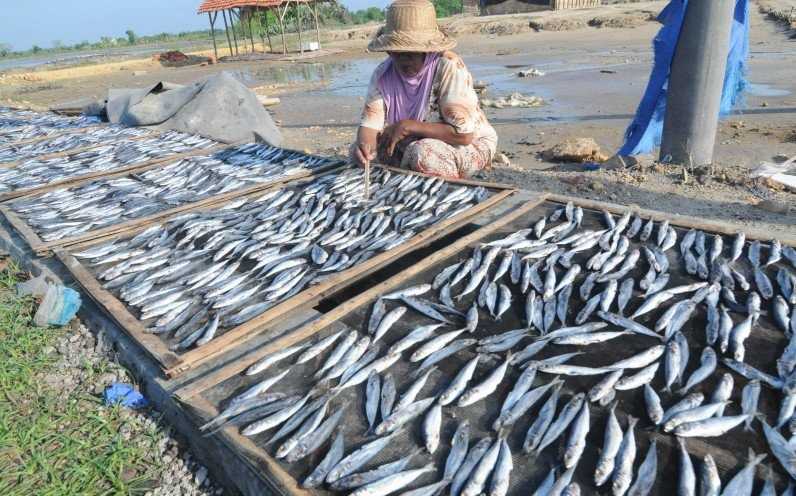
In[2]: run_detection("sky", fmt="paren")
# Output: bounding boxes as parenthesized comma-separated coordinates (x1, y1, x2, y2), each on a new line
(3, 0, 390, 51)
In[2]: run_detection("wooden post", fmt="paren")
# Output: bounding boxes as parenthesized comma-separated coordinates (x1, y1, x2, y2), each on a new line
(221, 9, 234, 56)
(208, 12, 218, 60)
(660, 0, 736, 167)
(278, 4, 289, 54)
(312, 1, 321, 48)
(295, 2, 304, 54)
(228, 9, 240, 55)
(246, 8, 255, 52)
(262, 8, 273, 53)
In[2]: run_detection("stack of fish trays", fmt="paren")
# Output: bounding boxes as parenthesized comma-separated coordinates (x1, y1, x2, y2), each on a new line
(195, 200, 796, 495)
(5, 143, 343, 243)
(66, 167, 490, 359)
(0, 130, 218, 197)
(0, 108, 101, 144)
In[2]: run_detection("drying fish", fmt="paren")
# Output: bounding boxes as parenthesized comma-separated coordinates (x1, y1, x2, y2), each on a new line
(612, 416, 639, 496)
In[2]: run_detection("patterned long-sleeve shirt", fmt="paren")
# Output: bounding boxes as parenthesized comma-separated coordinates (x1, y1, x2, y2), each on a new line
(360, 51, 498, 159)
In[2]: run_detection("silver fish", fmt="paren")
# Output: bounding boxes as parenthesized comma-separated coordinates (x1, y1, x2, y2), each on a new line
(589, 370, 623, 404)
(627, 440, 657, 496)
(563, 400, 590, 469)
(395, 367, 435, 411)
(644, 384, 663, 425)
(673, 415, 749, 437)
(246, 342, 308, 375)
(612, 415, 639, 496)
(365, 371, 380, 431)
(443, 420, 470, 480)
(595, 401, 623, 487)
(523, 382, 561, 454)
(375, 397, 435, 435)
(489, 439, 513, 496)
(451, 439, 492, 496)
(302, 430, 345, 487)
(719, 449, 766, 496)
(532, 468, 557, 496)
(349, 465, 435, 496)
(699, 454, 721, 496)
(325, 432, 400, 483)
(679, 347, 717, 394)
(460, 437, 502, 496)
(373, 306, 407, 342)
(458, 355, 510, 407)
(615, 362, 660, 391)
(422, 403, 442, 454)
(740, 380, 760, 431)
(534, 393, 585, 454)
(761, 421, 796, 480)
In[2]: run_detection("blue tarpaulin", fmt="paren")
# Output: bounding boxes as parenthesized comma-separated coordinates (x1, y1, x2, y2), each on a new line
(618, 0, 750, 157)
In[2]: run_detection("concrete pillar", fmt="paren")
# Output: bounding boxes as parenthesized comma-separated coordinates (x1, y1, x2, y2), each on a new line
(660, 0, 736, 166)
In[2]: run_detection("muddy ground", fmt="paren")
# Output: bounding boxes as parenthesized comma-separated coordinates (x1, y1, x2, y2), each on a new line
(1, 0, 794, 237)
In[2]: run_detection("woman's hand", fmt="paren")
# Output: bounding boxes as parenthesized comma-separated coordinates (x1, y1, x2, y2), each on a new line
(351, 127, 379, 167)
(381, 119, 418, 158)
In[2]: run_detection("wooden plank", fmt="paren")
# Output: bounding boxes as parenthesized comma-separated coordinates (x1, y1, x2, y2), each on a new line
(545, 193, 796, 247)
(0, 142, 233, 203)
(0, 205, 48, 255)
(167, 185, 517, 376)
(34, 161, 345, 254)
(175, 195, 543, 399)
(55, 248, 183, 370)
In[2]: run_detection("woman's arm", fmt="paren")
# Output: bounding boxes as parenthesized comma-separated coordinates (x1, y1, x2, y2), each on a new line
(382, 119, 474, 157)
(351, 126, 379, 167)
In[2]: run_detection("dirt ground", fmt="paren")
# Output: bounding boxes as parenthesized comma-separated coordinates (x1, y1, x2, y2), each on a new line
(1, 0, 794, 237)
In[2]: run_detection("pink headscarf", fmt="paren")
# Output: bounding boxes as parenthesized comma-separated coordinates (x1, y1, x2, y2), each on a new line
(378, 53, 441, 126)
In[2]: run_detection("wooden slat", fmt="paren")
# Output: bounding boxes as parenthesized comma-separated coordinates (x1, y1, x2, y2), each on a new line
(0, 142, 233, 203)
(175, 195, 543, 399)
(34, 162, 345, 254)
(0, 205, 48, 254)
(55, 248, 183, 369)
(545, 193, 796, 247)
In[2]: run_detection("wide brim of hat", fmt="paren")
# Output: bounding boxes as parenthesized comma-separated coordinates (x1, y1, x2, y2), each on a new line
(367, 29, 457, 53)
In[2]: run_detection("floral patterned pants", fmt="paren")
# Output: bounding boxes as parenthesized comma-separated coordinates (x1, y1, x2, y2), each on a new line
(399, 138, 492, 179)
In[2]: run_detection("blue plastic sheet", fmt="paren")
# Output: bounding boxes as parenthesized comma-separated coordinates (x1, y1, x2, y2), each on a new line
(619, 0, 750, 156)
(103, 383, 149, 409)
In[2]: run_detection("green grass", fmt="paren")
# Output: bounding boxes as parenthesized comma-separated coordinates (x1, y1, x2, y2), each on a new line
(0, 261, 164, 495)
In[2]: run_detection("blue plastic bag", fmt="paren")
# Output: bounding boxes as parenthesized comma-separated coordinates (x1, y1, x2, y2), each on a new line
(103, 383, 149, 409)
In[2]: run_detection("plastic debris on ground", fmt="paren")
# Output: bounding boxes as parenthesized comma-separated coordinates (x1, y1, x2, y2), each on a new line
(17, 273, 82, 326)
(103, 383, 149, 409)
(480, 93, 544, 109)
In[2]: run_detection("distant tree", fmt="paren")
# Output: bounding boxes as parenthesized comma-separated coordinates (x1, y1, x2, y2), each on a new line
(433, 0, 462, 17)
(0, 43, 11, 57)
(31, 45, 42, 53)
(52, 40, 64, 50)
(125, 29, 137, 45)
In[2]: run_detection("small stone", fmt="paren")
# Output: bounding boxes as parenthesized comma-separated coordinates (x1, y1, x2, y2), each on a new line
(133, 70, 148, 77)
(589, 181, 605, 192)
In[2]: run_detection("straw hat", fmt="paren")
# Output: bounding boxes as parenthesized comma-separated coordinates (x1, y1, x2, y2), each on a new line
(367, 0, 457, 53)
